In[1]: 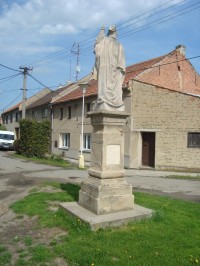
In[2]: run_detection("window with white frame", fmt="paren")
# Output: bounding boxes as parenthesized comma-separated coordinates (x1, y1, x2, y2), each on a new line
(83, 133, 91, 150)
(60, 133, 70, 149)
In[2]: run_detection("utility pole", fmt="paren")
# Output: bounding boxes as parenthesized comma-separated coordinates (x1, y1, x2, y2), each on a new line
(19, 66, 32, 119)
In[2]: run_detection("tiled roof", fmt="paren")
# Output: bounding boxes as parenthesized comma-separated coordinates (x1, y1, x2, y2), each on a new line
(2, 102, 22, 114)
(27, 85, 69, 109)
(124, 55, 166, 84)
(53, 46, 200, 104)
(53, 79, 97, 104)
(136, 49, 200, 95)
(53, 55, 167, 104)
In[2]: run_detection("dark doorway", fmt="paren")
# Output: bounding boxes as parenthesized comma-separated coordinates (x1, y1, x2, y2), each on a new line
(142, 132, 155, 167)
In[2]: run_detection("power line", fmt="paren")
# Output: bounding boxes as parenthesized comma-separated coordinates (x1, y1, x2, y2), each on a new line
(28, 73, 50, 89)
(1, 54, 199, 112)
(118, 0, 182, 28)
(29, 0, 188, 68)
(30, 0, 199, 70)
(0, 93, 22, 112)
(119, 1, 200, 39)
(126, 55, 200, 75)
(0, 73, 21, 84)
(0, 63, 22, 73)
(118, 0, 187, 30)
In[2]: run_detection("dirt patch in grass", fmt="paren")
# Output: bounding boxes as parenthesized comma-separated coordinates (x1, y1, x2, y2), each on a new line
(0, 184, 69, 265)
(0, 213, 68, 265)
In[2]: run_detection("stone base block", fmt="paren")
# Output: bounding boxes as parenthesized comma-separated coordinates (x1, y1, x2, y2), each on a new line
(79, 177, 134, 215)
(60, 202, 154, 231)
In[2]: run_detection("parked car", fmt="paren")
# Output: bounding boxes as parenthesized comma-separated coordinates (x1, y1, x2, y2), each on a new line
(0, 130, 15, 150)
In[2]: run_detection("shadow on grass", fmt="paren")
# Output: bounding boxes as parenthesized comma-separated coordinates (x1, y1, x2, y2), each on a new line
(59, 183, 80, 201)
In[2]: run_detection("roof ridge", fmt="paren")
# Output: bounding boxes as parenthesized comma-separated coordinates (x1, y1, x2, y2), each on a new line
(126, 53, 167, 69)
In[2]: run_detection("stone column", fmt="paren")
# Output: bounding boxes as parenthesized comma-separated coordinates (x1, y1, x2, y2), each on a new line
(79, 110, 134, 215)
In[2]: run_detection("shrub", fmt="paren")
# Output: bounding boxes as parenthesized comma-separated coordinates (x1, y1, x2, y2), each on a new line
(19, 119, 51, 158)
(13, 139, 21, 154)
(0, 124, 7, 130)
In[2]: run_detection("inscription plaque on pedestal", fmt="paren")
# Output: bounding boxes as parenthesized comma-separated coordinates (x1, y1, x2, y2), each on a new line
(106, 145, 120, 165)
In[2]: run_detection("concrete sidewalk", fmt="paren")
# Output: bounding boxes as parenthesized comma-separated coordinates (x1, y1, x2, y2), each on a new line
(125, 169, 200, 202)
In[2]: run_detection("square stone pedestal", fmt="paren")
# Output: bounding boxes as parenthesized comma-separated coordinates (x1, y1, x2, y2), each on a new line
(61, 111, 154, 230)
(79, 110, 134, 215)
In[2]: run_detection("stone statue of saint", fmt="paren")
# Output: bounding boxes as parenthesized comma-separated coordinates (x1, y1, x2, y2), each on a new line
(92, 25, 126, 111)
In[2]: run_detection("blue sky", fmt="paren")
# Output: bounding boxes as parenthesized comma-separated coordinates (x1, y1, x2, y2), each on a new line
(0, 0, 200, 113)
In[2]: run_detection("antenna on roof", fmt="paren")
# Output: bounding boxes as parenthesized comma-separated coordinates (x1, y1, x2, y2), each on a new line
(71, 43, 81, 82)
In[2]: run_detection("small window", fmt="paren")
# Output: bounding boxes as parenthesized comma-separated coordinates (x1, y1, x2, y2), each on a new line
(15, 112, 18, 122)
(42, 108, 48, 118)
(10, 114, 13, 123)
(32, 111, 36, 118)
(67, 106, 71, 119)
(54, 140, 58, 148)
(83, 133, 91, 150)
(86, 103, 91, 112)
(60, 133, 70, 148)
(188, 133, 200, 148)
(60, 108, 63, 120)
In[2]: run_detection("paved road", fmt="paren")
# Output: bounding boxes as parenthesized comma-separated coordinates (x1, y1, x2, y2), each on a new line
(0, 150, 199, 211)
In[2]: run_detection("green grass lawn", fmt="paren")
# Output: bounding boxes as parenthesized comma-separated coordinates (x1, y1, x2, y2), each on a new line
(11, 153, 77, 168)
(1, 182, 199, 266)
(165, 175, 200, 181)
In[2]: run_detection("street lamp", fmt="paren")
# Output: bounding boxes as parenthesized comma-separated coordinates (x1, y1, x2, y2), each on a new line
(78, 82, 88, 168)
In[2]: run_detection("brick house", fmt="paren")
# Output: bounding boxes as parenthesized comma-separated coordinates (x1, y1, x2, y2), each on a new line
(51, 45, 200, 171)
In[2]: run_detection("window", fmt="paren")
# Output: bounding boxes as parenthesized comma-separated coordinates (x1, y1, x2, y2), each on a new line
(67, 106, 71, 119)
(42, 108, 48, 118)
(86, 103, 91, 112)
(60, 108, 63, 120)
(5, 116, 8, 124)
(60, 133, 70, 148)
(10, 114, 13, 123)
(188, 132, 200, 148)
(15, 112, 18, 122)
(32, 111, 36, 118)
(83, 133, 91, 150)
(74, 105, 78, 120)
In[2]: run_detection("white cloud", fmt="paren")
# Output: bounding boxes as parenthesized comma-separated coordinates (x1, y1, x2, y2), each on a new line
(0, 0, 188, 57)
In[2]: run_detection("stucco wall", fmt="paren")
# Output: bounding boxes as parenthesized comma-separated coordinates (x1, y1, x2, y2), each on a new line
(52, 97, 95, 163)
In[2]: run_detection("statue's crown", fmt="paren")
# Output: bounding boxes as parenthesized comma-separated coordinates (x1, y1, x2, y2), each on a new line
(109, 25, 116, 32)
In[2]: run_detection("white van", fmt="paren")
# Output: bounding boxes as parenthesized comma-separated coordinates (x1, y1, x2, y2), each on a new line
(0, 130, 15, 150)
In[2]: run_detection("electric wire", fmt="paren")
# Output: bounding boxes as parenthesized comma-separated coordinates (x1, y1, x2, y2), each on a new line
(1, 0, 199, 112)
(0, 93, 22, 112)
(0, 73, 22, 84)
(29, 0, 189, 68)
(1, 55, 199, 113)
(31, 0, 199, 69)
(0, 63, 22, 73)
(118, 0, 188, 31)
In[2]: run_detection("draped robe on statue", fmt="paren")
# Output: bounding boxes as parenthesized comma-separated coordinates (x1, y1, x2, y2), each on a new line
(93, 27, 126, 111)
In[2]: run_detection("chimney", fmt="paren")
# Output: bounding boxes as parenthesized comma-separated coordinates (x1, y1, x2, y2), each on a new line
(176, 45, 186, 56)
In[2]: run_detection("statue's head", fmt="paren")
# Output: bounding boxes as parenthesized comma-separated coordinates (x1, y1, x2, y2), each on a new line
(107, 25, 117, 38)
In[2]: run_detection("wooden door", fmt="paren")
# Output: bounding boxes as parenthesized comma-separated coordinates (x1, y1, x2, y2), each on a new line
(142, 132, 155, 167)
